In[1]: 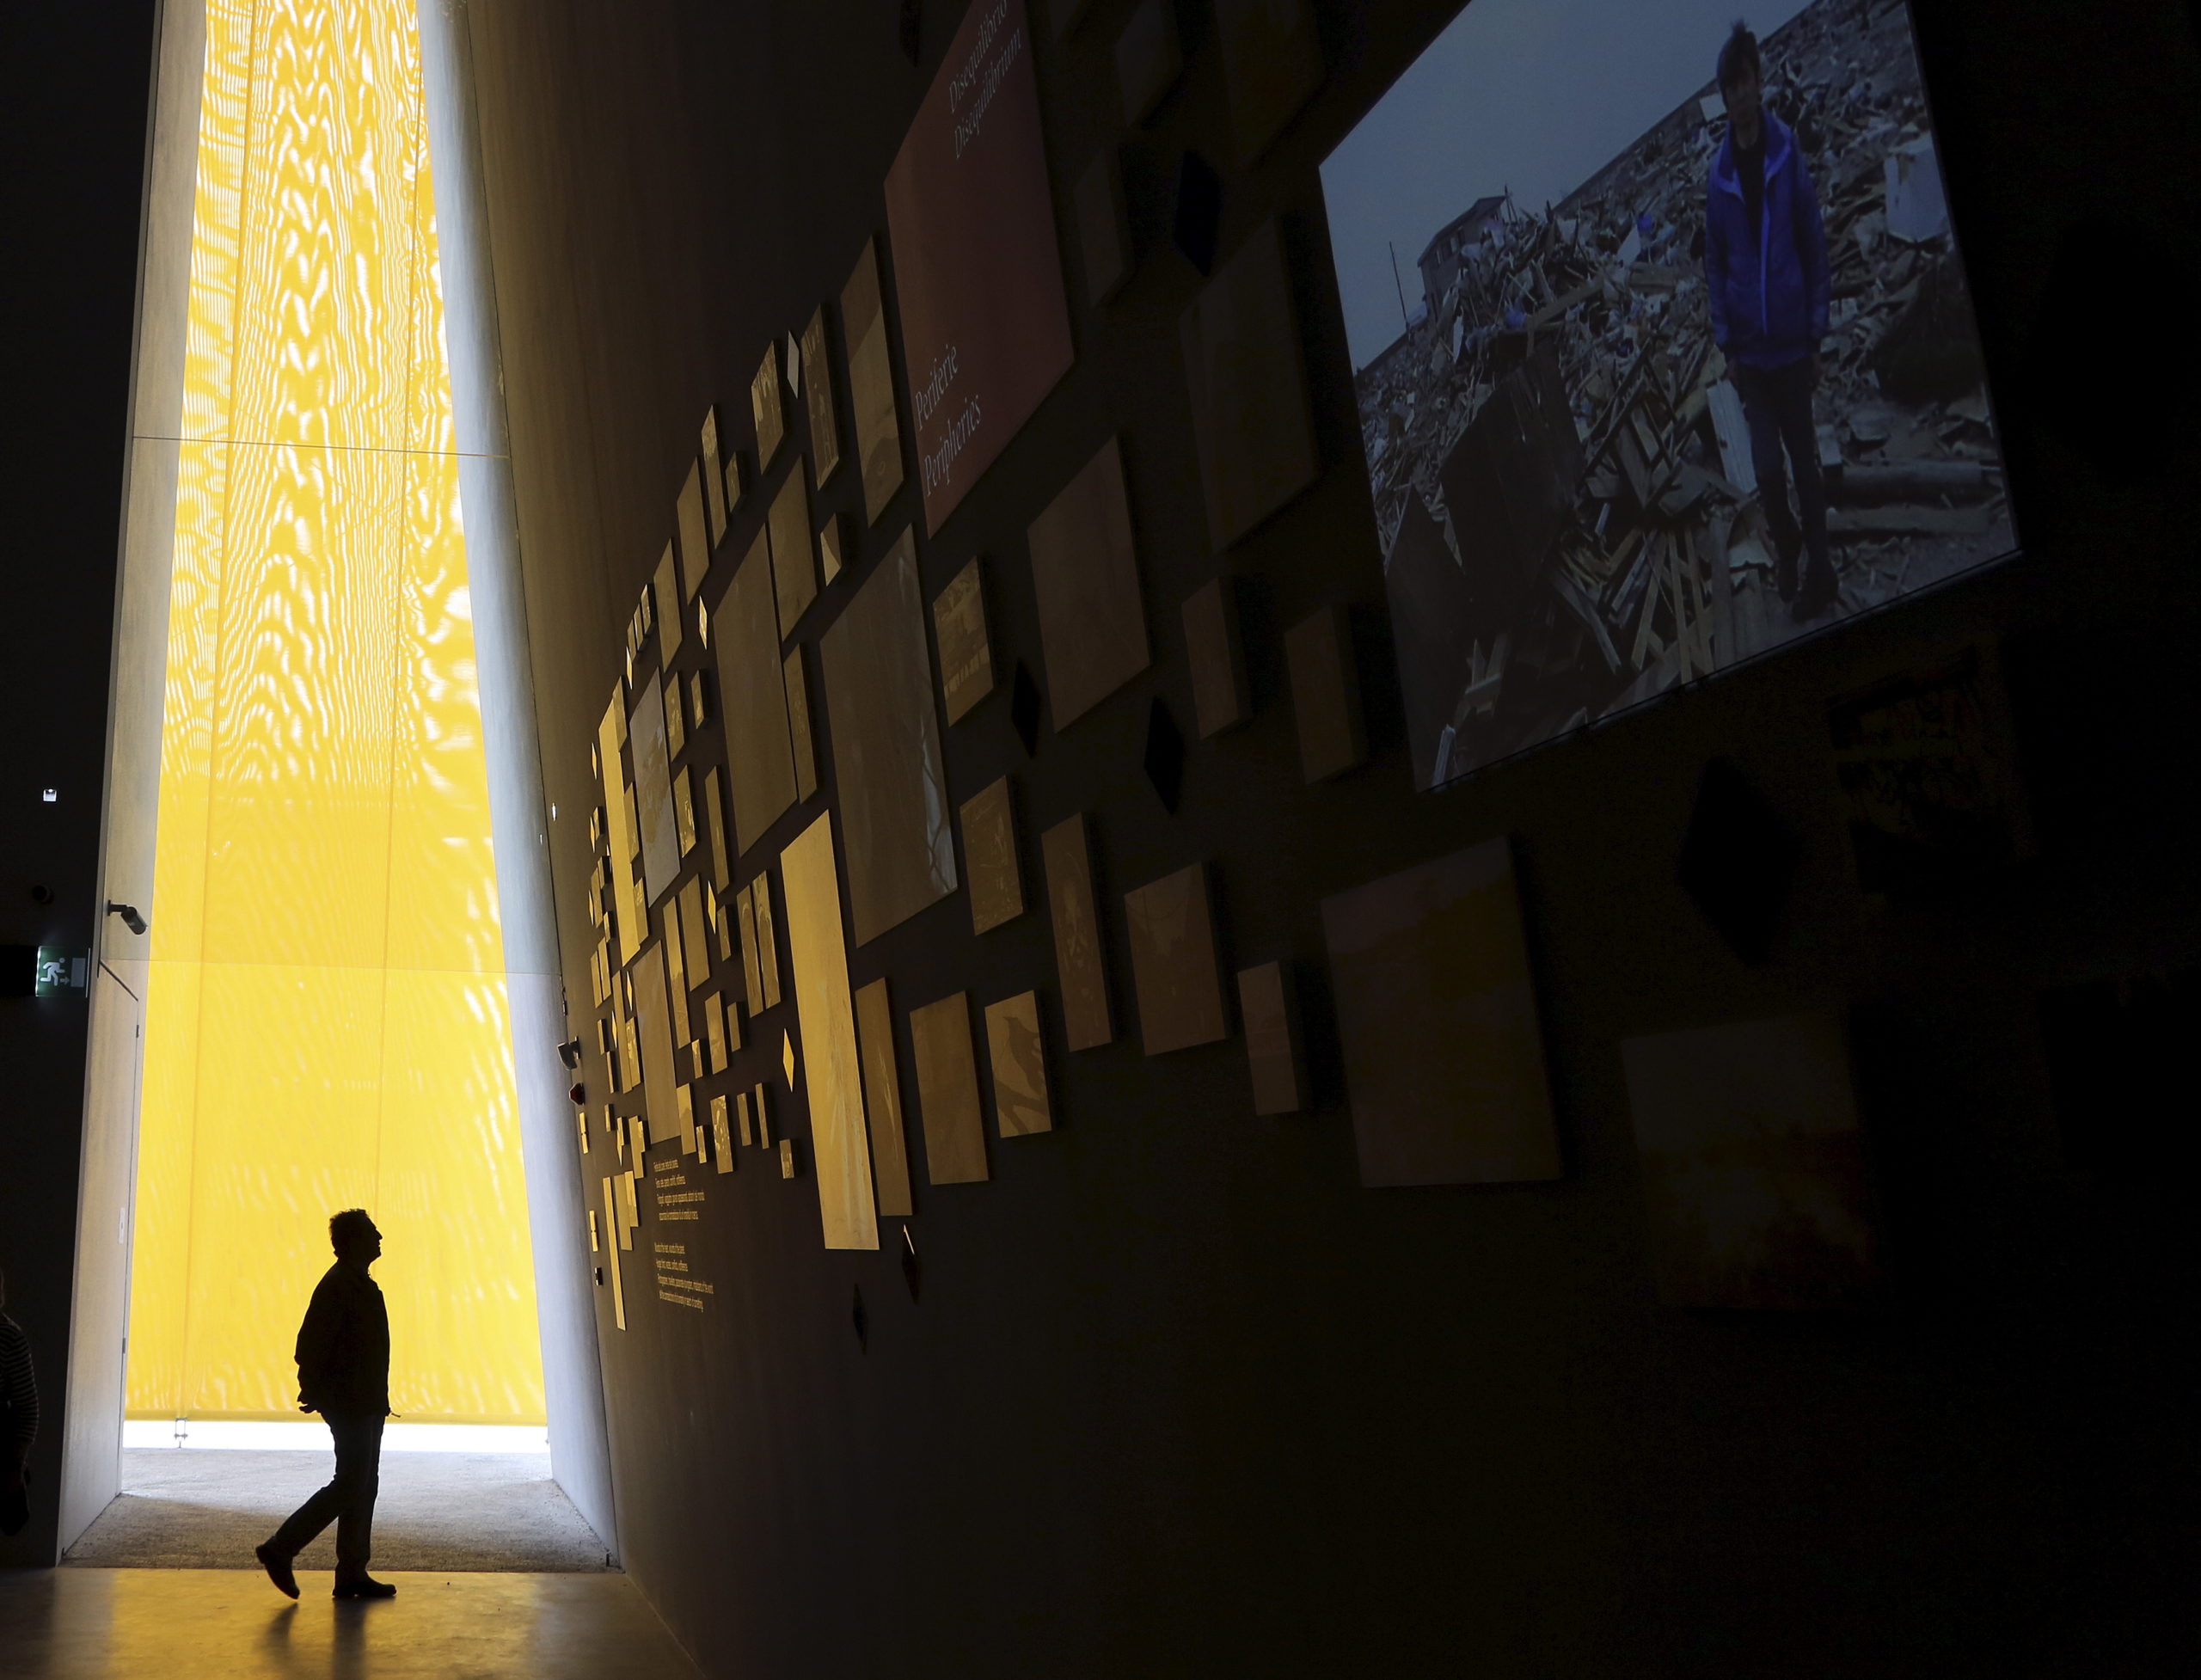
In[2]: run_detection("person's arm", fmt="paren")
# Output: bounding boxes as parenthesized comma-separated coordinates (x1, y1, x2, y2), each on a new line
(1793, 147, 1831, 350)
(1703, 189, 1731, 353)
(1, 1323, 36, 1476)
(293, 1277, 344, 1411)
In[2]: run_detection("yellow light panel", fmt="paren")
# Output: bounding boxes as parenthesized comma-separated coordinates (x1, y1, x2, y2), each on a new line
(126, 0, 545, 1424)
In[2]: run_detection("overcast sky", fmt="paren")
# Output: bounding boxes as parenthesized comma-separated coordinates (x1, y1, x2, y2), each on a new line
(1321, 0, 1817, 369)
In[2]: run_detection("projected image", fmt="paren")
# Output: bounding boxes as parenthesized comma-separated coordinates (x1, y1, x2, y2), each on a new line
(1321, 0, 2014, 789)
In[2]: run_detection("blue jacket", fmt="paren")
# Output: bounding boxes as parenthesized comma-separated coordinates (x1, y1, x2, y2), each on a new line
(1705, 112, 1830, 371)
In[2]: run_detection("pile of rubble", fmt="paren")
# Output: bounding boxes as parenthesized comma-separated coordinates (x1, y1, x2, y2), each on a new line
(1360, 0, 2013, 787)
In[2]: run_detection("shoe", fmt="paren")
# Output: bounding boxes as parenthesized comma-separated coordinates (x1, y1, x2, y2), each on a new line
(1791, 568, 1838, 623)
(255, 1542, 299, 1600)
(332, 1575, 397, 1600)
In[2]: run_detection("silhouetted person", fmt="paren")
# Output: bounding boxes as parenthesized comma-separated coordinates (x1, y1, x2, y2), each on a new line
(1706, 20, 1835, 622)
(1, 1267, 36, 1537)
(254, 1210, 396, 1600)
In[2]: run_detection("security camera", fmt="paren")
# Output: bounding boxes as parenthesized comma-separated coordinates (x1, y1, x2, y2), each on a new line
(107, 902, 149, 936)
(557, 1038, 583, 1070)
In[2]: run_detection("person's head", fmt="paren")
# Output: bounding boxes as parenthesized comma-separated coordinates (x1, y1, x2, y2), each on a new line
(329, 1209, 382, 1266)
(1719, 21, 1763, 140)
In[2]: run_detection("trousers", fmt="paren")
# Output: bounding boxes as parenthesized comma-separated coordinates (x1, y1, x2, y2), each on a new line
(1734, 356, 1831, 590)
(266, 1412, 382, 1576)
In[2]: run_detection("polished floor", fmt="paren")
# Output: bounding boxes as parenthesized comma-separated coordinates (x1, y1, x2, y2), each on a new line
(0, 1568, 703, 1678)
(65, 1450, 607, 1573)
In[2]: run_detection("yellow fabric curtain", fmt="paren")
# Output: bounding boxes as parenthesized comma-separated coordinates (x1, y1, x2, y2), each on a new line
(126, 0, 544, 1425)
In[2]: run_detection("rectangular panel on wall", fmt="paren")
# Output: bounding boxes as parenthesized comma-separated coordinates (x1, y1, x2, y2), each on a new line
(802, 305, 843, 485)
(785, 647, 818, 802)
(883, 0, 1073, 533)
(778, 812, 880, 1250)
(738, 881, 763, 1011)
(843, 237, 904, 524)
(854, 977, 915, 1217)
(1125, 862, 1229, 1054)
(753, 872, 782, 1010)
(629, 676, 681, 904)
(984, 990, 1051, 1136)
(821, 530, 959, 944)
(598, 695, 640, 967)
(677, 880, 709, 990)
(768, 465, 818, 635)
(714, 533, 799, 856)
(654, 545, 683, 661)
(1041, 812, 1112, 1050)
(910, 992, 988, 1184)
(677, 461, 710, 598)
(1622, 1010, 1883, 1309)
(633, 941, 681, 1145)
(1320, 838, 1559, 1187)
(932, 557, 995, 725)
(1028, 437, 1149, 729)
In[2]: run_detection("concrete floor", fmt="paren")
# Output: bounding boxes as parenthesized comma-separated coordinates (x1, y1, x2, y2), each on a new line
(0, 1568, 702, 1678)
(64, 1450, 608, 1573)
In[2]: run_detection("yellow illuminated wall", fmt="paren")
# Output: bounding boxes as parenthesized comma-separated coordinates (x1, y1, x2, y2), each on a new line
(126, 0, 544, 1424)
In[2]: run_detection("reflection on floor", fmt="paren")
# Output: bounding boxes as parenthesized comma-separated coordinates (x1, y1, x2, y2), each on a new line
(0, 1569, 702, 1680)
(64, 1450, 608, 1573)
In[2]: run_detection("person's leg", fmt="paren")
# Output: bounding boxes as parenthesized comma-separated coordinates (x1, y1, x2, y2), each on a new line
(264, 1420, 353, 1560)
(1736, 363, 1802, 599)
(329, 1413, 382, 1582)
(1772, 360, 1834, 613)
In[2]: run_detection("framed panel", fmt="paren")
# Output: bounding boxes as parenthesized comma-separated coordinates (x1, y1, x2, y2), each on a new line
(984, 990, 1051, 1137)
(1027, 436, 1148, 729)
(780, 811, 880, 1250)
(768, 464, 818, 636)
(1285, 604, 1367, 783)
(784, 646, 818, 802)
(802, 305, 843, 485)
(677, 880, 709, 990)
(677, 459, 710, 598)
(653, 544, 683, 661)
(1124, 861, 1228, 1055)
(753, 871, 782, 1009)
(628, 676, 681, 904)
(737, 881, 763, 1014)
(712, 532, 799, 856)
(843, 236, 904, 524)
(910, 991, 988, 1184)
(1182, 577, 1251, 738)
(1622, 1010, 1883, 1309)
(1320, 837, 1559, 1187)
(633, 941, 681, 1145)
(854, 977, 915, 1217)
(1180, 220, 1319, 552)
(672, 767, 696, 855)
(932, 557, 995, 725)
(820, 530, 959, 944)
(959, 775, 1023, 935)
(751, 340, 785, 466)
(703, 766, 731, 890)
(1040, 812, 1111, 1051)
(1236, 960, 1305, 1114)
(1214, 0, 1323, 166)
(598, 693, 641, 968)
(701, 407, 727, 543)
(883, 0, 1075, 533)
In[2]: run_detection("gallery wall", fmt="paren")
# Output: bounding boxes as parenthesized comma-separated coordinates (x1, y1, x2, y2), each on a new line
(0, 0, 161, 1568)
(461, 0, 2201, 1674)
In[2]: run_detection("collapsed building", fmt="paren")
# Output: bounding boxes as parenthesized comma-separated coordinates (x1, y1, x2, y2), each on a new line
(1360, 0, 2015, 788)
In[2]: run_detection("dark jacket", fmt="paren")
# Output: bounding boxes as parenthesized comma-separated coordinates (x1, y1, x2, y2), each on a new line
(295, 1262, 390, 1419)
(1704, 110, 1830, 371)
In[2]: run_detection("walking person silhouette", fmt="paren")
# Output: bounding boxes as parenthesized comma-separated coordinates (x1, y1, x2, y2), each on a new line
(254, 1209, 397, 1600)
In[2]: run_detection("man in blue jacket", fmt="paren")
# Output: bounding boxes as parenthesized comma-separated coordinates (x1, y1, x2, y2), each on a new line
(1705, 21, 1835, 621)
(254, 1209, 397, 1601)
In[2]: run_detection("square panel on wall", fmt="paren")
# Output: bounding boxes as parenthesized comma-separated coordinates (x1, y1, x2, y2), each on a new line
(1180, 220, 1319, 553)
(1321, 837, 1559, 1187)
(820, 530, 959, 944)
(712, 533, 799, 856)
(1041, 813, 1112, 1051)
(1125, 862, 1228, 1056)
(1027, 437, 1149, 730)
(910, 991, 988, 1184)
(984, 990, 1051, 1137)
(959, 775, 1023, 935)
(1621, 1009, 1885, 1310)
